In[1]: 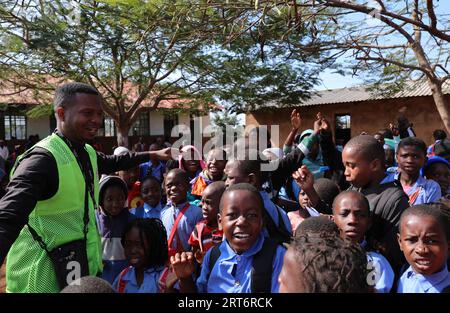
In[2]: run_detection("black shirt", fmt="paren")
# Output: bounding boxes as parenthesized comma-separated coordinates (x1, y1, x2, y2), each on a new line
(0, 134, 152, 264)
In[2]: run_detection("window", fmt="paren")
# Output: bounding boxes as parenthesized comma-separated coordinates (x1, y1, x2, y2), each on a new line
(97, 117, 116, 137)
(4, 115, 26, 140)
(104, 117, 116, 137)
(335, 114, 351, 146)
(164, 113, 178, 138)
(335, 114, 351, 129)
(130, 111, 149, 136)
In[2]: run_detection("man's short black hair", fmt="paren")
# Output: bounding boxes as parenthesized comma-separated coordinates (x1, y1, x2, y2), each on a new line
(54, 82, 100, 110)
(344, 135, 385, 163)
(219, 183, 264, 214)
(397, 137, 427, 156)
(433, 129, 447, 141)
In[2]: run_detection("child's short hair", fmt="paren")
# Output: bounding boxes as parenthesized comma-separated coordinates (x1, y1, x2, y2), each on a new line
(60, 276, 116, 293)
(121, 218, 168, 267)
(397, 137, 427, 155)
(291, 232, 369, 292)
(165, 159, 179, 172)
(205, 181, 226, 197)
(332, 190, 370, 215)
(219, 183, 264, 214)
(206, 148, 228, 161)
(433, 129, 447, 141)
(166, 168, 190, 184)
(295, 216, 339, 239)
(313, 178, 340, 208)
(99, 175, 128, 207)
(141, 176, 162, 191)
(344, 135, 385, 163)
(400, 204, 450, 240)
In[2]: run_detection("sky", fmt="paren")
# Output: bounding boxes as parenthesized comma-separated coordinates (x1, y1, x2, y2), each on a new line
(216, 0, 450, 125)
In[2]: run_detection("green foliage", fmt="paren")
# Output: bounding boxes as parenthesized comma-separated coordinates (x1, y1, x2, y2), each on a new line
(26, 104, 54, 118)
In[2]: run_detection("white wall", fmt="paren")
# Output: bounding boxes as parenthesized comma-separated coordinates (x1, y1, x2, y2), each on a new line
(27, 116, 50, 139)
(149, 111, 164, 136)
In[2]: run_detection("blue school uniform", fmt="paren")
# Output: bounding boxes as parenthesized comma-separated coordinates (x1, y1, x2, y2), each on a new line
(361, 240, 395, 293)
(383, 172, 441, 205)
(367, 251, 395, 293)
(397, 265, 450, 293)
(196, 233, 286, 293)
(131, 202, 163, 219)
(160, 201, 203, 251)
(260, 191, 292, 236)
(112, 266, 166, 293)
(139, 161, 165, 183)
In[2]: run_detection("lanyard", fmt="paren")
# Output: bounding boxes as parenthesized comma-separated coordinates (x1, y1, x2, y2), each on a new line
(55, 131, 97, 211)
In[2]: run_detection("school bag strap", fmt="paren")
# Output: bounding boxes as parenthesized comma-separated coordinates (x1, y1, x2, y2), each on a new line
(264, 205, 292, 244)
(117, 266, 131, 293)
(195, 222, 206, 252)
(251, 238, 279, 293)
(207, 238, 279, 293)
(167, 203, 190, 251)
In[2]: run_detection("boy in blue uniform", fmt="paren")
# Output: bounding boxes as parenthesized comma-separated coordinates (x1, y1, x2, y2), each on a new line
(161, 169, 203, 255)
(131, 176, 163, 219)
(170, 183, 286, 293)
(384, 137, 441, 205)
(332, 190, 395, 293)
(397, 204, 450, 293)
(224, 157, 292, 243)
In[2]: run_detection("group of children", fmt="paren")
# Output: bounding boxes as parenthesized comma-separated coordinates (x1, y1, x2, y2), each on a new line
(91, 115, 450, 293)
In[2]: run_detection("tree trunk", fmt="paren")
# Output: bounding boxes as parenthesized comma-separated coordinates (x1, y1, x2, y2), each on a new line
(117, 125, 130, 148)
(410, 41, 450, 133)
(427, 79, 450, 133)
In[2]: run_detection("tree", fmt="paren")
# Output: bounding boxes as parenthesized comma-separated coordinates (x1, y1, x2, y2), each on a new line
(0, 0, 326, 146)
(248, 0, 450, 132)
(0, 0, 222, 147)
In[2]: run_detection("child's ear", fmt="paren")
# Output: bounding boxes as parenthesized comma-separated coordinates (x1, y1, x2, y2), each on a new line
(247, 173, 257, 186)
(397, 233, 403, 251)
(217, 213, 223, 231)
(370, 158, 383, 172)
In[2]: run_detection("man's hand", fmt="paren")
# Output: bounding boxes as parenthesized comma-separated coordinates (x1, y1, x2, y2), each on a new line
(153, 147, 179, 161)
(292, 165, 315, 192)
(290, 109, 302, 130)
(170, 252, 195, 279)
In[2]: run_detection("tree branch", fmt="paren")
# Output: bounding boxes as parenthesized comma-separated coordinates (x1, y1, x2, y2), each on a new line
(322, 0, 450, 42)
(427, 0, 437, 30)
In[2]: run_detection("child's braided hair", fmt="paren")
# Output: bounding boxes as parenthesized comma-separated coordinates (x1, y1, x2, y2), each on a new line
(122, 218, 168, 268)
(291, 231, 370, 293)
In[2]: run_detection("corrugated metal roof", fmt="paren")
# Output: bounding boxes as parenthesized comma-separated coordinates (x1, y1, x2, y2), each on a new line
(301, 79, 450, 106)
(254, 79, 450, 110)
